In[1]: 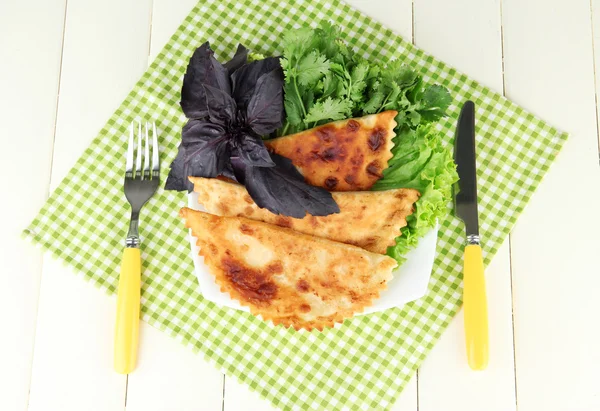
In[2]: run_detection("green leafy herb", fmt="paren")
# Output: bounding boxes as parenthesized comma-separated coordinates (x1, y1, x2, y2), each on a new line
(278, 24, 453, 134)
(372, 125, 459, 264)
(277, 23, 457, 264)
(296, 51, 330, 86)
(304, 97, 352, 124)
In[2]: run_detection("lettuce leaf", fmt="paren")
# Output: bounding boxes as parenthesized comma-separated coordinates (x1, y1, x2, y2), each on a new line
(277, 23, 457, 264)
(372, 125, 458, 264)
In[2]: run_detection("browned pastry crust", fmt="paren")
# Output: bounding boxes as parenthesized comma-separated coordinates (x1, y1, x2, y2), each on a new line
(265, 111, 397, 191)
(190, 177, 419, 254)
(180, 208, 397, 331)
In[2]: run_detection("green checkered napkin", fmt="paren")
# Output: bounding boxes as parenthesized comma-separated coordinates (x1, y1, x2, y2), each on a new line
(24, 0, 568, 409)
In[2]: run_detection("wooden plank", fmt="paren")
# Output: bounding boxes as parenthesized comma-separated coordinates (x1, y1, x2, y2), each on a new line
(224, 377, 277, 411)
(221, 0, 415, 409)
(503, 0, 600, 410)
(47, 0, 152, 187)
(27, 0, 153, 409)
(126, 323, 225, 411)
(414, 1, 517, 410)
(418, 242, 516, 411)
(27, 260, 126, 411)
(593, 0, 600, 151)
(389, 377, 418, 411)
(125, 1, 226, 409)
(147, 0, 200, 61)
(0, 1, 66, 409)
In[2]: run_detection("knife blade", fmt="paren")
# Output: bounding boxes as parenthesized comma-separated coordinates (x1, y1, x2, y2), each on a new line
(453, 101, 489, 371)
(454, 101, 479, 240)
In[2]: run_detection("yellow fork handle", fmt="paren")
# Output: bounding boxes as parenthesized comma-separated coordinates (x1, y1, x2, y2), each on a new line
(114, 247, 141, 374)
(463, 244, 489, 370)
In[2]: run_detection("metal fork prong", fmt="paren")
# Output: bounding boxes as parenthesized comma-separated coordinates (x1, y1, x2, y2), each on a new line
(126, 122, 134, 177)
(136, 120, 142, 179)
(152, 122, 160, 177)
(122, 119, 161, 246)
(143, 123, 151, 180)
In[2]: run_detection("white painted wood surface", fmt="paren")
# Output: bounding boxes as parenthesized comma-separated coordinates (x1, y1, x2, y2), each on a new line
(414, 2, 518, 410)
(0, 1, 66, 409)
(504, 1, 600, 410)
(1, 0, 599, 410)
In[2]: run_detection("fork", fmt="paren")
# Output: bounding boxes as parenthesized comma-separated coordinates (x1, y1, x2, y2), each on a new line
(114, 120, 160, 374)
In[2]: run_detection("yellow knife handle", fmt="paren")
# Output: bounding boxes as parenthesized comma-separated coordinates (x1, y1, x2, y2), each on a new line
(463, 244, 489, 370)
(114, 247, 141, 374)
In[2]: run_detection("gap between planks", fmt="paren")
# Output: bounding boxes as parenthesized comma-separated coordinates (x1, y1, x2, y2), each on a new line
(146, 0, 154, 61)
(25, 0, 69, 408)
(588, 0, 600, 159)
(222, 374, 226, 411)
(499, 0, 520, 408)
(47, 0, 70, 190)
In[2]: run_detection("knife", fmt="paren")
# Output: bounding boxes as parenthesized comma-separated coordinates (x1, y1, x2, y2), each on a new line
(454, 101, 489, 370)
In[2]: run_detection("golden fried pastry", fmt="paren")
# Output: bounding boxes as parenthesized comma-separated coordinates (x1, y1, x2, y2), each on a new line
(265, 111, 397, 191)
(189, 177, 419, 254)
(179, 208, 397, 330)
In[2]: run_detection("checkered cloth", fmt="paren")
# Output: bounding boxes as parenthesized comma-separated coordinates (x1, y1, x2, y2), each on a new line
(24, 0, 568, 409)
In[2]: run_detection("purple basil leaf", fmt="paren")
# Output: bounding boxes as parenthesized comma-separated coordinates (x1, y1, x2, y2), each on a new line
(224, 44, 248, 75)
(166, 120, 231, 192)
(229, 154, 246, 183)
(180, 42, 231, 119)
(183, 136, 229, 179)
(202, 84, 237, 126)
(165, 144, 192, 191)
(235, 133, 275, 167)
(182, 119, 230, 177)
(246, 68, 284, 135)
(231, 57, 281, 110)
(181, 118, 225, 141)
(238, 153, 340, 218)
(267, 152, 306, 180)
(220, 159, 238, 182)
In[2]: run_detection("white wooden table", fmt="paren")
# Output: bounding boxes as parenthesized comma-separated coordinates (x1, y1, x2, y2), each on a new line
(2, 0, 600, 410)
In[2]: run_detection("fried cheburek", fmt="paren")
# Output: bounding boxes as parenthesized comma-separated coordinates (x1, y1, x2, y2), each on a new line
(179, 208, 397, 331)
(189, 177, 419, 254)
(265, 111, 397, 191)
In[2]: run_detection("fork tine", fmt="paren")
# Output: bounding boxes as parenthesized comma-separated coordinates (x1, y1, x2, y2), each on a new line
(152, 122, 160, 177)
(136, 120, 142, 178)
(126, 122, 134, 177)
(143, 122, 150, 180)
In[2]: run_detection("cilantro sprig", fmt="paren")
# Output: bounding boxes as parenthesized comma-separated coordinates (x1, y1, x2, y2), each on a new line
(277, 23, 458, 264)
(278, 23, 452, 136)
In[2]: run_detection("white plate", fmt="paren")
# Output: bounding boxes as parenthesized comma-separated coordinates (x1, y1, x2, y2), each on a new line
(187, 191, 436, 315)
